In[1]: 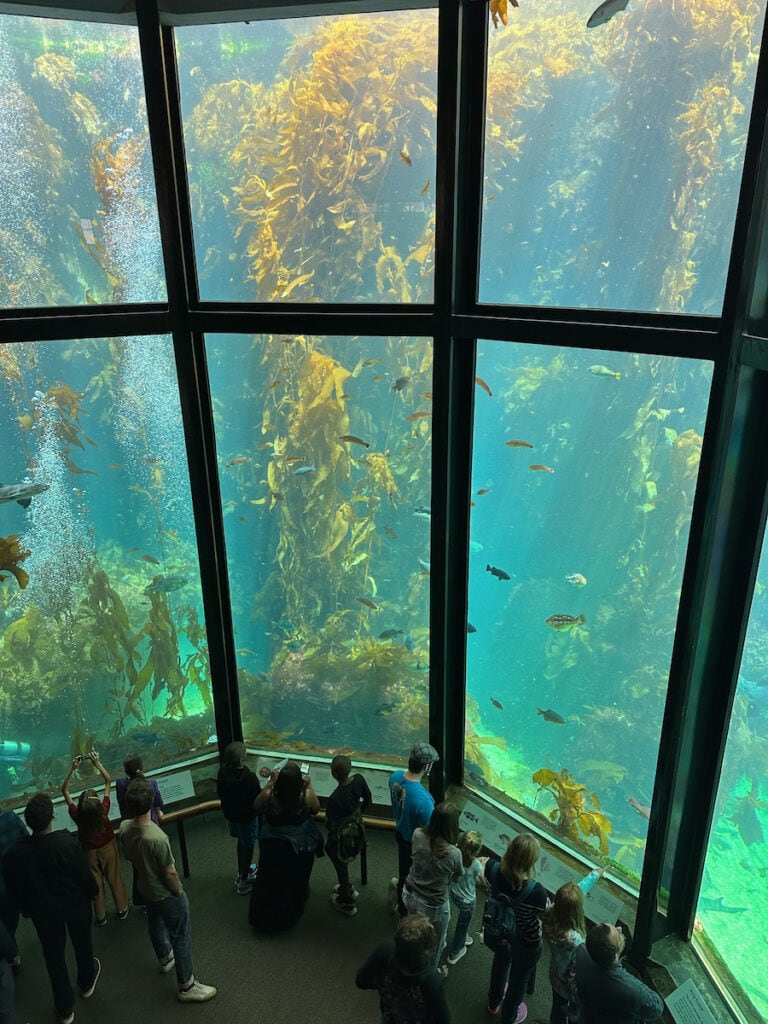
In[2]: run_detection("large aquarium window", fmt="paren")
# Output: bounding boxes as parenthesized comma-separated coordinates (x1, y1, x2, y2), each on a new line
(464, 342, 712, 882)
(0, 337, 213, 802)
(0, 15, 165, 308)
(696, 531, 768, 1020)
(178, 12, 437, 303)
(479, 0, 766, 314)
(206, 332, 432, 759)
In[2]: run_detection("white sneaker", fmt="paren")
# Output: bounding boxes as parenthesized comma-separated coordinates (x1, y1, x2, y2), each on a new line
(79, 957, 101, 999)
(386, 877, 398, 914)
(446, 945, 467, 965)
(159, 953, 175, 974)
(333, 883, 360, 899)
(178, 979, 217, 1003)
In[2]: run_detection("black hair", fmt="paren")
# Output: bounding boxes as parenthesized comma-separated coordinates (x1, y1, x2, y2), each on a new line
(331, 754, 351, 782)
(123, 754, 144, 779)
(125, 778, 153, 817)
(24, 793, 54, 833)
(272, 762, 303, 815)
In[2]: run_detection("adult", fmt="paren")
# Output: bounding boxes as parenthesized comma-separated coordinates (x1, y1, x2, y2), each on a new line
(118, 778, 216, 1003)
(356, 911, 451, 1024)
(403, 802, 463, 970)
(2, 793, 100, 1024)
(483, 833, 550, 1024)
(0, 810, 26, 971)
(249, 761, 323, 932)
(389, 741, 439, 916)
(574, 923, 663, 1024)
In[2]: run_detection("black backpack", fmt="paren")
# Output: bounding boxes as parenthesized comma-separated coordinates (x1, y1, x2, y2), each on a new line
(482, 876, 534, 951)
(331, 807, 365, 863)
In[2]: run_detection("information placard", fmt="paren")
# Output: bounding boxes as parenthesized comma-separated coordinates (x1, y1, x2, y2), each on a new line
(155, 770, 194, 805)
(665, 978, 718, 1024)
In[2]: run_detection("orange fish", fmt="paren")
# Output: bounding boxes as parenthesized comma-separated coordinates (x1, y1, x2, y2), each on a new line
(421, 179, 430, 195)
(398, 148, 412, 166)
(506, 440, 533, 448)
(339, 435, 370, 448)
(406, 412, 432, 421)
(529, 464, 554, 473)
(490, 698, 504, 710)
(475, 376, 492, 397)
(356, 597, 378, 610)
(227, 457, 250, 467)
(141, 554, 160, 565)
(285, 456, 305, 464)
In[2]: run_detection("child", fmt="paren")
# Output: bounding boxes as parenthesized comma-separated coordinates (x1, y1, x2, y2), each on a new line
(62, 751, 129, 925)
(542, 867, 604, 1024)
(356, 911, 451, 1024)
(326, 754, 371, 917)
(216, 741, 261, 895)
(446, 829, 486, 965)
(115, 754, 165, 824)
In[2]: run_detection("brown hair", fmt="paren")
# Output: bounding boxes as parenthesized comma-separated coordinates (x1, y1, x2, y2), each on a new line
(543, 881, 586, 941)
(76, 789, 107, 842)
(500, 833, 540, 887)
(395, 911, 436, 969)
(458, 829, 483, 868)
(425, 801, 460, 856)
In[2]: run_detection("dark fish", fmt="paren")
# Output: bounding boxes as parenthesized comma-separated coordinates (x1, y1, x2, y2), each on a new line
(129, 731, 159, 745)
(490, 698, 503, 710)
(374, 701, 395, 716)
(356, 597, 378, 610)
(404, 630, 414, 652)
(698, 895, 749, 915)
(587, 0, 630, 29)
(379, 628, 403, 640)
(475, 376, 492, 397)
(546, 613, 586, 631)
(227, 457, 250, 466)
(393, 376, 412, 392)
(467, 622, 477, 634)
(505, 440, 533, 448)
(529, 464, 555, 473)
(537, 707, 566, 725)
(0, 481, 49, 508)
(141, 554, 161, 565)
(398, 148, 412, 166)
(144, 573, 189, 595)
(486, 563, 510, 581)
(627, 795, 651, 821)
(730, 797, 765, 846)
(338, 434, 370, 448)
(384, 526, 398, 539)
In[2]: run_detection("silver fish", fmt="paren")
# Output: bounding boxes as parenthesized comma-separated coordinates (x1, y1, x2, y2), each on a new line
(144, 573, 189, 594)
(0, 481, 49, 508)
(587, 0, 630, 29)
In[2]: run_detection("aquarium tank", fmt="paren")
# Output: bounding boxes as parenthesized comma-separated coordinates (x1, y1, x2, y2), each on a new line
(1, 0, 767, 1018)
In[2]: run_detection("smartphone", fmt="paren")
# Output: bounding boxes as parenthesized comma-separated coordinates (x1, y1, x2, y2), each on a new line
(300, 762, 310, 775)
(274, 757, 288, 772)
(74, 754, 84, 765)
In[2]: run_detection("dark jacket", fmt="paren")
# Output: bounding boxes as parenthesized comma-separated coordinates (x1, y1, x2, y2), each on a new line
(2, 829, 98, 921)
(216, 763, 261, 823)
(356, 941, 451, 1024)
(574, 943, 664, 1024)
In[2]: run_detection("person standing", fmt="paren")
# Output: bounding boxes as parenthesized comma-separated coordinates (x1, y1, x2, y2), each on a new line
(118, 778, 216, 1004)
(389, 741, 439, 916)
(326, 754, 372, 917)
(2, 793, 100, 1024)
(216, 741, 261, 895)
(542, 868, 603, 1024)
(445, 829, 486, 966)
(574, 923, 663, 1024)
(0, 810, 26, 973)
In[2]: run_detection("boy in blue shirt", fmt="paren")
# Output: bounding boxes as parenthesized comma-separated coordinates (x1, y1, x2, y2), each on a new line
(388, 741, 439, 917)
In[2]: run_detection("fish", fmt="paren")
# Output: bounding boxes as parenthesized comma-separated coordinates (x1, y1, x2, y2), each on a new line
(506, 440, 533, 448)
(475, 376, 492, 396)
(588, 364, 622, 380)
(476, 488, 491, 496)
(486, 564, 511, 581)
(730, 796, 765, 846)
(374, 701, 396, 716)
(627, 795, 651, 821)
(698, 895, 749, 915)
(404, 630, 414, 652)
(227, 457, 250, 466)
(236, 648, 254, 656)
(393, 375, 412, 392)
(467, 622, 477, 633)
(338, 434, 370, 448)
(414, 506, 431, 521)
(285, 457, 305, 464)
(586, 0, 630, 29)
(537, 707, 566, 725)
(143, 573, 189, 594)
(421, 179, 430, 195)
(294, 465, 316, 475)
(141, 554, 161, 565)
(406, 411, 432, 421)
(363, 359, 381, 367)
(566, 573, 587, 587)
(546, 613, 586, 631)
(384, 526, 398, 540)
(107, 463, 124, 470)
(379, 629, 403, 640)
(372, 375, 387, 382)
(529, 464, 554, 473)
(398, 148, 412, 166)
(490, 698, 503, 710)
(0, 481, 49, 508)
(469, 540, 483, 553)
(417, 558, 431, 574)
(356, 597, 378, 610)
(237, 516, 249, 523)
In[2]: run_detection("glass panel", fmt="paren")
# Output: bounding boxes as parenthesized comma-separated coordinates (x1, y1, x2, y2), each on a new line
(0, 338, 212, 801)
(0, 15, 165, 308)
(178, 12, 437, 303)
(697, 535, 768, 1020)
(205, 333, 432, 759)
(479, 1, 766, 314)
(464, 343, 712, 883)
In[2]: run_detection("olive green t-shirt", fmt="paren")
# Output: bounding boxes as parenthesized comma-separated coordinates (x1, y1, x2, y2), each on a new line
(118, 819, 175, 903)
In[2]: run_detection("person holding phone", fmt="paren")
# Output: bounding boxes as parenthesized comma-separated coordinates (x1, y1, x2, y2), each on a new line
(249, 761, 322, 933)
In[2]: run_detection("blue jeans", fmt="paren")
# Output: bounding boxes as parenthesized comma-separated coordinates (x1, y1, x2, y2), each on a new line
(403, 889, 450, 968)
(145, 891, 193, 987)
(448, 892, 475, 956)
(488, 938, 542, 1023)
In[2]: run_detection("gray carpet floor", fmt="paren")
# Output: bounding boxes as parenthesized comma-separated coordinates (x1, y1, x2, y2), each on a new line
(13, 815, 554, 1023)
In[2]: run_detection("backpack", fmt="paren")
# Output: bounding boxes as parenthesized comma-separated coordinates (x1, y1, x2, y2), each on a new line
(482, 876, 534, 951)
(331, 807, 365, 863)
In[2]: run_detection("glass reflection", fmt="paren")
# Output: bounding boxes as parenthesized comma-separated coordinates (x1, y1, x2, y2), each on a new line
(479, 0, 766, 313)
(465, 343, 711, 882)
(178, 12, 437, 303)
(205, 334, 432, 759)
(0, 338, 212, 800)
(0, 16, 165, 307)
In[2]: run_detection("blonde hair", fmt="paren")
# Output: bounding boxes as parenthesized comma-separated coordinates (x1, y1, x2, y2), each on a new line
(542, 882, 586, 941)
(500, 833, 540, 887)
(458, 829, 482, 868)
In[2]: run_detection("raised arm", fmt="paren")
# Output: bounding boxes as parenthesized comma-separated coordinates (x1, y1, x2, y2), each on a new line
(61, 759, 79, 806)
(89, 751, 111, 799)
